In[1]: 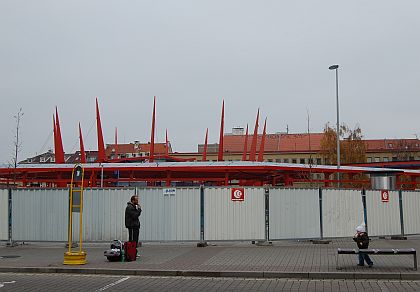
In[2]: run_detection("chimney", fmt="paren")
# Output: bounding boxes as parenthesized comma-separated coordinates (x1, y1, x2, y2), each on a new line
(232, 126, 244, 135)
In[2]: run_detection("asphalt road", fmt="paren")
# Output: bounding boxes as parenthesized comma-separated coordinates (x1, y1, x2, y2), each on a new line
(1, 273, 420, 291)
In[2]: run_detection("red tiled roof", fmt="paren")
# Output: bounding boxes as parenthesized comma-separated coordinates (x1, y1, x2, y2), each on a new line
(222, 134, 420, 153)
(365, 139, 420, 152)
(222, 133, 324, 153)
(278, 133, 324, 152)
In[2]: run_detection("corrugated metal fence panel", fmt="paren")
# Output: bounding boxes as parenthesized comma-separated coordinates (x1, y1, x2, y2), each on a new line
(75, 188, 134, 242)
(322, 189, 364, 238)
(402, 191, 420, 235)
(269, 188, 320, 240)
(365, 190, 401, 236)
(0, 189, 8, 240)
(12, 189, 68, 241)
(204, 187, 265, 241)
(138, 188, 201, 241)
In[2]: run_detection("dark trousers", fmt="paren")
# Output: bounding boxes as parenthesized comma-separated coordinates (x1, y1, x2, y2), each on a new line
(358, 252, 373, 266)
(128, 227, 139, 246)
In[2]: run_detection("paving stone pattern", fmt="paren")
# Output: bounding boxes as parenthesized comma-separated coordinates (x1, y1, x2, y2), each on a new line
(0, 237, 419, 278)
(1, 273, 420, 291)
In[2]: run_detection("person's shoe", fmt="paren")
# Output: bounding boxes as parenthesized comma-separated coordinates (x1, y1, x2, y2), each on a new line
(357, 264, 364, 266)
(368, 263, 373, 268)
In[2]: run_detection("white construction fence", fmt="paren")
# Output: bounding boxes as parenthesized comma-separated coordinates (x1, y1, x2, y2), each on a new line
(1, 187, 419, 242)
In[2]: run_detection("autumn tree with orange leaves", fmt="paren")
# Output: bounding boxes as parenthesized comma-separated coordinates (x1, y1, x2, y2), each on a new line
(320, 124, 368, 188)
(320, 123, 367, 165)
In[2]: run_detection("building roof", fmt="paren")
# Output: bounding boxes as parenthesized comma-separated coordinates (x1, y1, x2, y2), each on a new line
(365, 139, 420, 152)
(219, 133, 325, 153)
(217, 133, 420, 153)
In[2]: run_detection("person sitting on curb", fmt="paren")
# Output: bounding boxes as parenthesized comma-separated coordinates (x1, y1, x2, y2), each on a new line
(353, 224, 373, 268)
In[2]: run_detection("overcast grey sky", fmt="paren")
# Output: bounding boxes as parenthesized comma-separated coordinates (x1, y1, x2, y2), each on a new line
(1, 1, 419, 164)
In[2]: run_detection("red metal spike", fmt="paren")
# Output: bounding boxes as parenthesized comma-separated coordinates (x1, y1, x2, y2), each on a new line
(114, 127, 118, 159)
(258, 118, 267, 162)
(150, 96, 156, 162)
(218, 100, 224, 161)
(165, 129, 169, 157)
(202, 128, 208, 161)
(79, 123, 86, 163)
(55, 107, 65, 163)
(249, 109, 260, 161)
(242, 124, 249, 161)
(53, 115, 58, 162)
(96, 98, 106, 162)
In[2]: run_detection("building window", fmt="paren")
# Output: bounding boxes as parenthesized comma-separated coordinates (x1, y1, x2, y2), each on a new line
(375, 157, 380, 162)
(316, 158, 322, 165)
(283, 158, 289, 163)
(388, 143, 393, 148)
(268, 159, 273, 162)
(383, 157, 389, 162)
(392, 157, 398, 161)
(292, 159, 297, 164)
(410, 156, 414, 160)
(367, 157, 372, 162)
(276, 159, 282, 163)
(300, 158, 305, 164)
(40, 157, 46, 163)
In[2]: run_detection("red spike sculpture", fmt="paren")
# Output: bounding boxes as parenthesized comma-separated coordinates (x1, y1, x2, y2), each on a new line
(53, 115, 57, 159)
(218, 100, 225, 161)
(96, 98, 106, 163)
(258, 118, 267, 162)
(79, 123, 86, 163)
(242, 125, 249, 161)
(114, 127, 118, 159)
(202, 128, 208, 161)
(150, 96, 156, 162)
(249, 109, 260, 161)
(54, 107, 65, 164)
(165, 129, 169, 157)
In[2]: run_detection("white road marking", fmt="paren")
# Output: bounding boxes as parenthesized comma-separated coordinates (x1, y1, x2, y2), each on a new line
(95, 277, 130, 292)
(0, 281, 16, 288)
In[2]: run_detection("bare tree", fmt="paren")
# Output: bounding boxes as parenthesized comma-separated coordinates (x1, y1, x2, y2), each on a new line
(11, 108, 24, 184)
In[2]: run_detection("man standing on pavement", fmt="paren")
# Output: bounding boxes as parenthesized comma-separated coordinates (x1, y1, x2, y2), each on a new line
(125, 195, 142, 247)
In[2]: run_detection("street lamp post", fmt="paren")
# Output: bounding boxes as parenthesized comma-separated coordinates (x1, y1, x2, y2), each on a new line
(329, 64, 340, 187)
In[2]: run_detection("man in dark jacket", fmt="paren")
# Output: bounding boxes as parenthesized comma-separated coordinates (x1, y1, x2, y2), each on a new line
(125, 195, 142, 247)
(353, 224, 373, 267)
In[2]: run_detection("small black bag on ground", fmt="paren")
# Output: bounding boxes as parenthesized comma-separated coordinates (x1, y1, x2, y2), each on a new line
(104, 240, 123, 262)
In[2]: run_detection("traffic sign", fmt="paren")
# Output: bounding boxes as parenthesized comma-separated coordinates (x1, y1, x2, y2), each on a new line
(231, 188, 245, 201)
(381, 190, 389, 202)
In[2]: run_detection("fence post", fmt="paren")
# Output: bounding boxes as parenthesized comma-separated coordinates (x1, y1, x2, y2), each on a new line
(399, 190, 405, 237)
(7, 188, 14, 246)
(318, 188, 323, 239)
(362, 189, 368, 234)
(197, 185, 207, 247)
(265, 187, 270, 241)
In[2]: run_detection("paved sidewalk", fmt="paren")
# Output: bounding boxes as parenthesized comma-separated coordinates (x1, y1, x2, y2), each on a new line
(0, 237, 419, 280)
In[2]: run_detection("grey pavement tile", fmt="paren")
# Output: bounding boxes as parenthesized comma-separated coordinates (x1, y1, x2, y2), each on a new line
(1, 237, 420, 280)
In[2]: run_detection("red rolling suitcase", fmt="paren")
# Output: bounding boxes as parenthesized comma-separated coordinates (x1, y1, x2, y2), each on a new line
(124, 241, 137, 262)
